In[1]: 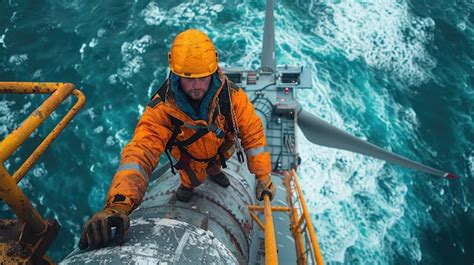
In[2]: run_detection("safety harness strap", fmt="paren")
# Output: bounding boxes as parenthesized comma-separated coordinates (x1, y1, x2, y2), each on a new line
(218, 144, 228, 169)
(167, 116, 184, 148)
(148, 79, 169, 108)
(172, 109, 220, 147)
(171, 152, 201, 186)
(160, 78, 239, 186)
(183, 166, 202, 187)
(178, 147, 217, 163)
(174, 128, 209, 146)
(165, 116, 183, 175)
(220, 80, 246, 163)
(218, 80, 235, 134)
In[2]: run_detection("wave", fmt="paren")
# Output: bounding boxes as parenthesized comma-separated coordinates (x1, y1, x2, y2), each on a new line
(306, 0, 437, 87)
(1, 0, 468, 262)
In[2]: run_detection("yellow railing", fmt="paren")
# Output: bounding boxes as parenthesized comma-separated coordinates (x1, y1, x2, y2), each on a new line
(0, 82, 85, 264)
(248, 170, 324, 265)
(248, 195, 285, 264)
(284, 169, 324, 265)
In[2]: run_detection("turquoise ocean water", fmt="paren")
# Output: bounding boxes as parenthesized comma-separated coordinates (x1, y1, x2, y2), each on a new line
(0, 0, 473, 264)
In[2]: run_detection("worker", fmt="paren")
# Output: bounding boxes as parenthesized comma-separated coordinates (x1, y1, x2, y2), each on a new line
(79, 29, 275, 249)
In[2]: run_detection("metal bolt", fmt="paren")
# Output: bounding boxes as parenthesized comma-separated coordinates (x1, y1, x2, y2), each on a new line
(6, 247, 15, 256)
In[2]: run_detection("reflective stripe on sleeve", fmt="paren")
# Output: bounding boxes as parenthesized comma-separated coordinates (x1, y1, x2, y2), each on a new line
(245, 146, 269, 157)
(117, 163, 149, 179)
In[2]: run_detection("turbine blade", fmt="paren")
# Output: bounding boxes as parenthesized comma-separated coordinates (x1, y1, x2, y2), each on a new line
(297, 107, 459, 179)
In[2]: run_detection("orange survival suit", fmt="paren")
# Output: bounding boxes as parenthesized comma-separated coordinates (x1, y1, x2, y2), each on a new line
(105, 67, 272, 208)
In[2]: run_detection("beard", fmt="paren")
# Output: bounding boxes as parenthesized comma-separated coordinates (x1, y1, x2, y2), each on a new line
(186, 88, 207, 101)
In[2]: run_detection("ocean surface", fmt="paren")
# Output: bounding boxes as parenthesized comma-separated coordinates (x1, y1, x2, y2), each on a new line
(0, 0, 473, 264)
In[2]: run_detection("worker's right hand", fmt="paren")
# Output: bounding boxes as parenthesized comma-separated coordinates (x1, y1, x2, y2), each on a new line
(256, 176, 276, 201)
(79, 203, 131, 250)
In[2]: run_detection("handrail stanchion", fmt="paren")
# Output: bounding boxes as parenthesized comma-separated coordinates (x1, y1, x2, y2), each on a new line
(0, 82, 85, 264)
(248, 169, 325, 264)
(291, 169, 324, 265)
(284, 174, 307, 264)
(263, 194, 278, 265)
(0, 165, 47, 235)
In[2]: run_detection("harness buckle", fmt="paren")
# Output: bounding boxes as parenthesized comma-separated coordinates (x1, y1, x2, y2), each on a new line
(234, 136, 245, 163)
(208, 123, 225, 138)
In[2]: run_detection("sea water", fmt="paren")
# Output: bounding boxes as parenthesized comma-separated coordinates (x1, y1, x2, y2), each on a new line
(0, 0, 472, 264)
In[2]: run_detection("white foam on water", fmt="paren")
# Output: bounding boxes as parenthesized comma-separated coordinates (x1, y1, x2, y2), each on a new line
(468, 154, 473, 177)
(138, 104, 144, 115)
(106, 136, 115, 146)
(8, 53, 28, 65)
(141, 2, 166, 26)
(85, 107, 96, 121)
(93, 125, 103, 134)
(97, 28, 106, 37)
(457, 22, 467, 31)
(210, 4, 224, 12)
(114, 35, 154, 81)
(0, 28, 7, 48)
(140, 1, 225, 28)
(121, 35, 153, 56)
(114, 128, 131, 149)
(0, 100, 35, 139)
(0, 100, 16, 138)
(32, 162, 48, 178)
(88, 38, 98, 48)
(32, 69, 43, 79)
(312, 0, 437, 86)
(79, 43, 86, 54)
(17, 177, 32, 191)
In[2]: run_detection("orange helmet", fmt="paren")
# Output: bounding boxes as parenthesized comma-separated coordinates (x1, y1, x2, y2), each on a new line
(168, 29, 219, 78)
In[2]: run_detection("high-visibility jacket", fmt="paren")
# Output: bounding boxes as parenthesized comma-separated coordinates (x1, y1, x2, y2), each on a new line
(106, 68, 271, 207)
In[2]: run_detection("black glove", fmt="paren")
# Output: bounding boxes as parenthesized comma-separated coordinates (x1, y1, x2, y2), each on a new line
(79, 200, 131, 250)
(256, 176, 276, 201)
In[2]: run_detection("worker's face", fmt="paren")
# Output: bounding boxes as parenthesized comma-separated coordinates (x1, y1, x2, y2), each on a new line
(179, 75, 212, 101)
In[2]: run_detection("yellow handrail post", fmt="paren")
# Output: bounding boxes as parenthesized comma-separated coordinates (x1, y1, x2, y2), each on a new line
(0, 165, 47, 235)
(0, 82, 85, 264)
(291, 169, 324, 265)
(248, 170, 324, 264)
(284, 174, 307, 265)
(263, 194, 278, 265)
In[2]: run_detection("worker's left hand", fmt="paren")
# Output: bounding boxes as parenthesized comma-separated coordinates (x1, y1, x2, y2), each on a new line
(256, 176, 276, 201)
